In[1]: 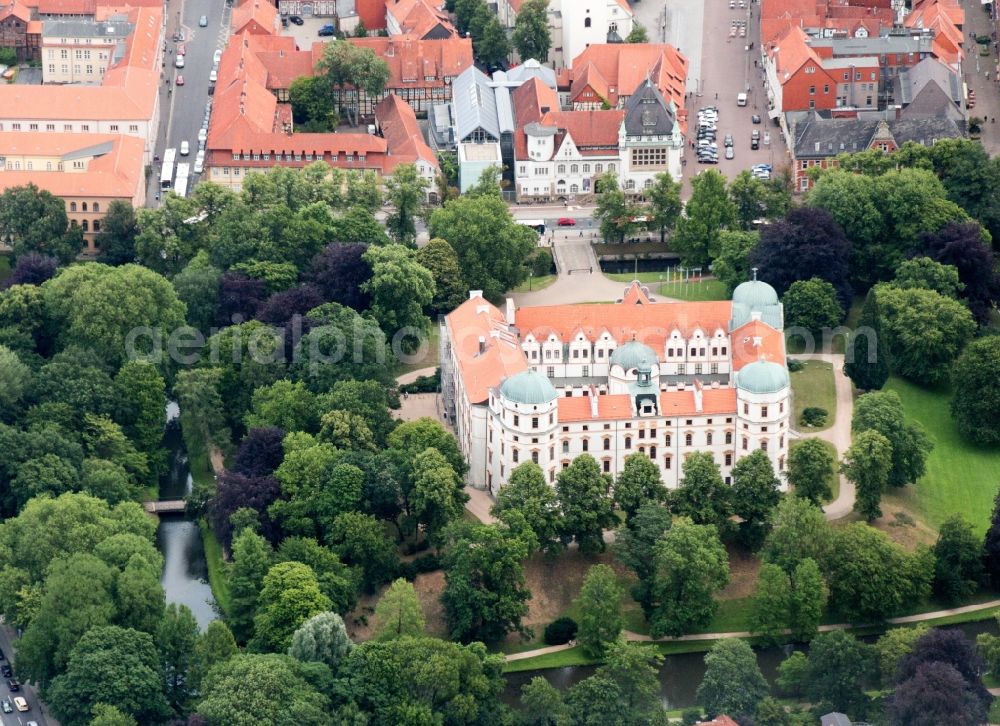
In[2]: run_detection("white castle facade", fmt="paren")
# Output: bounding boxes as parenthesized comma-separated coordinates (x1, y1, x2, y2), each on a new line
(440, 280, 792, 496)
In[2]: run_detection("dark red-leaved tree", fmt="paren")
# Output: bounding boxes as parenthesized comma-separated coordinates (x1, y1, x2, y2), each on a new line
(256, 283, 324, 328)
(3, 252, 59, 289)
(306, 242, 372, 311)
(920, 221, 1000, 325)
(888, 661, 988, 726)
(207, 471, 282, 548)
(216, 271, 266, 326)
(232, 427, 286, 478)
(895, 628, 990, 709)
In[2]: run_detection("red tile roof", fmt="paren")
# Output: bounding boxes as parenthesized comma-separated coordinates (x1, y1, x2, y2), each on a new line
(621, 281, 651, 305)
(731, 319, 786, 370)
(769, 25, 825, 84)
(231, 0, 277, 35)
(374, 93, 438, 171)
(539, 109, 625, 156)
(35, 0, 94, 14)
(558, 387, 738, 422)
(566, 44, 688, 111)
(348, 35, 472, 88)
(386, 0, 456, 38)
(354, 0, 387, 29)
(0, 1, 30, 23)
(256, 49, 316, 90)
(446, 296, 527, 404)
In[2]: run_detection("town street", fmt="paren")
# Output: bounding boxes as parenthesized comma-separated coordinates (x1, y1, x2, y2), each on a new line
(0, 623, 54, 726)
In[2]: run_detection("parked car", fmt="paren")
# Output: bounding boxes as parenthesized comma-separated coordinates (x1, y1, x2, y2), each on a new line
(763, 131, 771, 145)
(751, 129, 760, 140)
(175, 74, 184, 85)
(198, 128, 208, 143)
(281, 16, 288, 27)
(209, 69, 217, 82)
(7, 678, 19, 692)
(725, 146, 734, 160)
(1, 664, 12, 677)
(751, 114, 761, 124)
(289, 15, 303, 24)
(557, 217, 576, 226)
(198, 14, 207, 26)
(318, 24, 335, 36)
(175, 55, 185, 68)
(723, 134, 733, 147)
(213, 49, 223, 65)
(177, 44, 186, 56)
(180, 140, 190, 156)
(194, 150, 205, 173)
(1, 699, 11, 714)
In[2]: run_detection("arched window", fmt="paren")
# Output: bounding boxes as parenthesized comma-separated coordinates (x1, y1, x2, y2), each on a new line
(81, 220, 88, 231)
(595, 163, 603, 173)
(570, 164, 578, 174)
(583, 164, 591, 173)
(761, 439, 768, 452)
(603, 438, 610, 450)
(706, 432, 713, 445)
(584, 16, 592, 27)
(685, 433, 692, 446)
(557, 164, 566, 174)
(92, 220, 100, 232)
(625, 179, 635, 190)
(644, 178, 653, 188)
(513, 448, 519, 463)
(81, 202, 88, 211)
(582, 439, 589, 452)
(608, 164, 616, 173)
(92, 202, 99, 212)
(725, 431, 733, 445)
(624, 436, 632, 449)
(570, 184, 579, 193)
(70, 201, 77, 212)
(649, 446, 657, 459)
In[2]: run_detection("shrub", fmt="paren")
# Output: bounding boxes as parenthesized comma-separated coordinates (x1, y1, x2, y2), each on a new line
(530, 249, 554, 277)
(801, 407, 828, 427)
(681, 709, 704, 726)
(411, 553, 440, 574)
(400, 370, 441, 394)
(787, 358, 805, 372)
(543, 617, 578, 645)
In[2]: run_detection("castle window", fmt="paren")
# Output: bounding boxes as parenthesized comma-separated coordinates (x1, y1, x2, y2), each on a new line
(665, 434, 671, 446)
(532, 417, 539, 429)
(582, 439, 589, 452)
(603, 459, 611, 473)
(685, 433, 692, 446)
(725, 453, 732, 466)
(513, 414, 520, 426)
(761, 440, 768, 452)
(562, 441, 569, 454)
(584, 16, 591, 27)
(513, 449, 519, 463)
(531, 451, 539, 464)
(742, 436, 748, 450)
(664, 456, 671, 469)
(725, 431, 733, 445)
(780, 402, 785, 414)
(649, 446, 656, 459)
(761, 406, 768, 417)
(625, 437, 632, 449)
(639, 429, 645, 439)
(603, 438, 610, 450)
(743, 403, 749, 415)
(706, 432, 713, 445)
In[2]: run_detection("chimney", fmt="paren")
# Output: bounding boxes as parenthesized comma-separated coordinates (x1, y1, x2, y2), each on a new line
(469, 290, 483, 300)
(478, 336, 486, 354)
(505, 298, 516, 325)
(693, 379, 703, 412)
(589, 388, 599, 418)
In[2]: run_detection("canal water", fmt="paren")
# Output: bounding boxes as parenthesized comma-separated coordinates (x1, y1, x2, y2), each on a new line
(155, 402, 218, 631)
(502, 620, 1000, 710)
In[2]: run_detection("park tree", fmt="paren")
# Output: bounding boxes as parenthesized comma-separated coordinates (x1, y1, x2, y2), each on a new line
(842, 429, 892, 521)
(697, 639, 768, 718)
(625, 21, 648, 42)
(672, 169, 736, 266)
(196, 653, 330, 726)
(208, 472, 281, 548)
(932, 514, 983, 604)
(729, 449, 781, 549)
(875, 624, 927, 686)
(512, 0, 550, 61)
(594, 172, 641, 243)
(825, 523, 933, 621)
(556, 454, 616, 554)
(575, 564, 625, 658)
(256, 284, 324, 328)
(89, 704, 137, 726)
(232, 426, 286, 478)
(172, 252, 221, 333)
(492, 462, 563, 554)
(0, 183, 75, 262)
(329, 205, 390, 246)
(173, 368, 231, 459)
(4, 252, 59, 287)
(782, 278, 843, 337)
(249, 561, 332, 653)
(952, 336, 1000, 445)
(215, 271, 266, 324)
(292, 308, 395, 395)
(246, 380, 319, 434)
(787, 439, 834, 505)
(288, 611, 352, 672)
(385, 163, 428, 245)
(615, 453, 668, 523)
(789, 558, 827, 642)
(804, 629, 874, 717)
(751, 563, 791, 643)
(712, 230, 759, 294)
(318, 41, 390, 126)
(94, 200, 139, 265)
(47, 626, 170, 726)
(330, 511, 399, 593)
(852, 389, 932, 488)
(473, 11, 511, 68)
(566, 641, 666, 725)
(647, 517, 729, 637)
(363, 243, 434, 343)
(428, 191, 536, 299)
(614, 503, 672, 614)
(776, 651, 809, 698)
(0, 345, 30, 412)
(889, 661, 989, 726)
(520, 677, 570, 726)
(984, 491, 1000, 587)
(157, 603, 199, 714)
(751, 206, 852, 303)
(341, 635, 508, 723)
(921, 221, 999, 325)
(646, 172, 683, 243)
(274, 536, 358, 615)
(288, 75, 335, 130)
(191, 620, 238, 691)
(844, 288, 890, 391)
(729, 170, 790, 230)
(409, 447, 465, 543)
(892, 256, 963, 298)
(762, 496, 832, 574)
(228, 528, 273, 644)
(669, 451, 732, 531)
(876, 285, 976, 385)
(373, 578, 425, 640)
(306, 242, 372, 310)
(440, 520, 531, 643)
(416, 238, 467, 314)
(896, 628, 991, 712)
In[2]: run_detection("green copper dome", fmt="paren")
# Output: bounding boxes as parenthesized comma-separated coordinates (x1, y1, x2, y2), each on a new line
(732, 280, 779, 309)
(736, 360, 790, 394)
(610, 341, 658, 371)
(500, 369, 558, 404)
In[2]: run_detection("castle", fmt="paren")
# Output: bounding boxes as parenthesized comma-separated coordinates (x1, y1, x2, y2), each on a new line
(441, 279, 792, 496)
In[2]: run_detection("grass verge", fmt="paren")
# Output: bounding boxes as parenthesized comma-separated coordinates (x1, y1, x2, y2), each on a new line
(513, 274, 556, 292)
(199, 519, 231, 618)
(604, 273, 729, 302)
(790, 359, 836, 432)
(397, 325, 439, 374)
(883, 377, 1000, 534)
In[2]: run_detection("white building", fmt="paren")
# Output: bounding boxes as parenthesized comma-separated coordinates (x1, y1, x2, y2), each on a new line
(442, 280, 792, 496)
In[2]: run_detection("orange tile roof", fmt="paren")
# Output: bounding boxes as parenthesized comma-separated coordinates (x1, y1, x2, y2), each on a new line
(515, 301, 733, 349)
(567, 44, 687, 111)
(621, 281, 651, 305)
(36, 0, 94, 14)
(558, 387, 738, 422)
(26, 18, 40, 32)
(348, 35, 473, 88)
(731, 319, 786, 370)
(539, 109, 625, 155)
(446, 296, 527, 404)
(0, 132, 144, 198)
(571, 62, 610, 103)
(769, 25, 825, 84)
(257, 49, 316, 90)
(513, 76, 560, 124)
(558, 394, 634, 421)
(374, 93, 438, 171)
(0, 1, 31, 23)
(232, 0, 277, 35)
(660, 387, 738, 417)
(386, 0, 456, 38)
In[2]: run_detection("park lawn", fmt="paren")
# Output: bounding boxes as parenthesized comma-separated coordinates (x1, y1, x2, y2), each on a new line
(883, 377, 1000, 534)
(397, 325, 439, 375)
(199, 519, 231, 618)
(790, 360, 836, 432)
(513, 274, 556, 292)
(789, 438, 839, 503)
(188, 450, 216, 490)
(605, 273, 728, 302)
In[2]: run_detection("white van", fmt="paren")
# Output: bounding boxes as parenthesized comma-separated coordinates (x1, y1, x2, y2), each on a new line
(737, 92, 748, 106)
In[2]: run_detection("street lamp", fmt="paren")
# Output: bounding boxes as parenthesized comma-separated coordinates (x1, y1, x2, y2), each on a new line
(529, 272, 533, 291)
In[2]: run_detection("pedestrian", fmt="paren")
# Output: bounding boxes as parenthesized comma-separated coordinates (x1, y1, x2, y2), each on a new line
(715, 92, 718, 99)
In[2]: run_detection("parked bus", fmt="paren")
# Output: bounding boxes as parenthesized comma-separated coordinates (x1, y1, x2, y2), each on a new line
(160, 148, 176, 190)
(516, 219, 546, 235)
(175, 162, 190, 198)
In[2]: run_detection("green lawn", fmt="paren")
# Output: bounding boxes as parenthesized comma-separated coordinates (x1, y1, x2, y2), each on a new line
(789, 438, 840, 503)
(884, 377, 1000, 534)
(199, 519, 231, 618)
(513, 274, 556, 292)
(605, 273, 728, 302)
(397, 325, 439, 374)
(790, 360, 836, 432)
(188, 451, 216, 490)
(593, 242, 671, 257)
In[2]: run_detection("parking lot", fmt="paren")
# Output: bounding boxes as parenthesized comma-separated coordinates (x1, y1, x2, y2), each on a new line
(280, 14, 336, 51)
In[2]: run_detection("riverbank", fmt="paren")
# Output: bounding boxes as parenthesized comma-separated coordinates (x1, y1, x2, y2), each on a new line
(199, 519, 231, 618)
